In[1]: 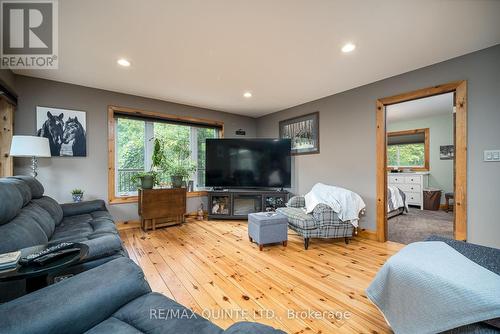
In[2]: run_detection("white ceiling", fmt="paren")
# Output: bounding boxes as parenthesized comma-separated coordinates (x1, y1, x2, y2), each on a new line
(386, 92, 454, 123)
(14, 0, 500, 117)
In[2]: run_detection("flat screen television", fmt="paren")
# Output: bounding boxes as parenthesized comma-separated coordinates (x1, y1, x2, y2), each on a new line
(205, 139, 291, 188)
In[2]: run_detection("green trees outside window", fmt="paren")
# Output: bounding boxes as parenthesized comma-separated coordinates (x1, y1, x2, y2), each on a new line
(115, 117, 218, 195)
(387, 143, 425, 168)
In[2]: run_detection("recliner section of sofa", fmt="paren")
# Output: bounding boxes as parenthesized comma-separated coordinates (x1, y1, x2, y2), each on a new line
(0, 257, 285, 334)
(0, 176, 125, 265)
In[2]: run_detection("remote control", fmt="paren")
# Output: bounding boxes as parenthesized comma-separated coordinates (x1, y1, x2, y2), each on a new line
(32, 248, 80, 266)
(20, 242, 75, 265)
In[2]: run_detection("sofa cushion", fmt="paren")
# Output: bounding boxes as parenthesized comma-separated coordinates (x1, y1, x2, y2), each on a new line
(22, 202, 56, 239)
(51, 211, 116, 241)
(91, 292, 223, 334)
(0, 178, 32, 206)
(32, 196, 64, 225)
(10, 175, 44, 199)
(85, 317, 143, 334)
(0, 205, 50, 253)
(0, 182, 23, 225)
(0, 258, 151, 334)
(50, 210, 123, 259)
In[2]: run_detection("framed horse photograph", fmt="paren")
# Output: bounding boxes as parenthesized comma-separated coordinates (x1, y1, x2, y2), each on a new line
(36, 106, 87, 157)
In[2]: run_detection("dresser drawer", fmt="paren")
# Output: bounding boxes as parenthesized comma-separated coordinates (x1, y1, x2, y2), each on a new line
(405, 192, 421, 204)
(388, 175, 404, 184)
(400, 184, 421, 193)
(405, 176, 422, 184)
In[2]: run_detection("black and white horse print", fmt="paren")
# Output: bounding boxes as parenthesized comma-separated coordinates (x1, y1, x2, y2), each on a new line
(36, 107, 87, 157)
(37, 111, 64, 156)
(62, 117, 86, 156)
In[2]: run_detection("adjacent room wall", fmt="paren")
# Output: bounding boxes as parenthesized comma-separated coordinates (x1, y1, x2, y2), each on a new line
(256, 44, 500, 248)
(13, 75, 257, 221)
(387, 113, 454, 204)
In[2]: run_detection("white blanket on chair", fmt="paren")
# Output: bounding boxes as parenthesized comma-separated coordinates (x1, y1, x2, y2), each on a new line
(304, 183, 366, 227)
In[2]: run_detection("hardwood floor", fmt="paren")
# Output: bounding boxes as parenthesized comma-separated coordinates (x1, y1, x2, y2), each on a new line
(119, 219, 403, 333)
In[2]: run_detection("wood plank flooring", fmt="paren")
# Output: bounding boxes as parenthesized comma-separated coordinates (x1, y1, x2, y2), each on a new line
(119, 219, 403, 333)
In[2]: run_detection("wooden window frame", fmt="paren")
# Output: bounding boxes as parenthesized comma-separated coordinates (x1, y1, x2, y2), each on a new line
(386, 128, 430, 171)
(108, 105, 224, 204)
(376, 81, 467, 242)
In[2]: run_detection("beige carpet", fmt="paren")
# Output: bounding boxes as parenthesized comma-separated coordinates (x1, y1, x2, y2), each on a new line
(388, 208, 454, 244)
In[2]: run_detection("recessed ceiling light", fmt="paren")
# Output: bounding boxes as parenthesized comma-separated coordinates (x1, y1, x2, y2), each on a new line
(117, 58, 131, 67)
(243, 92, 252, 98)
(341, 43, 356, 53)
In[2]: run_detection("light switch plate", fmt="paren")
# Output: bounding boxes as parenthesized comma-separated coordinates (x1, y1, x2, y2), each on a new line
(484, 150, 500, 162)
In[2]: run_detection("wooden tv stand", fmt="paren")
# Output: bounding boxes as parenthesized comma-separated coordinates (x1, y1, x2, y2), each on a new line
(208, 189, 289, 220)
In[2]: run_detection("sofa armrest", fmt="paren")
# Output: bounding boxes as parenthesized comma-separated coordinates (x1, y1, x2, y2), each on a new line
(0, 258, 151, 334)
(286, 195, 305, 208)
(61, 199, 107, 217)
(224, 322, 287, 334)
(81, 234, 125, 260)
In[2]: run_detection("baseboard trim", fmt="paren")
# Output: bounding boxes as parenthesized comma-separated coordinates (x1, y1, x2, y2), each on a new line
(116, 211, 208, 231)
(116, 220, 140, 230)
(356, 228, 378, 241)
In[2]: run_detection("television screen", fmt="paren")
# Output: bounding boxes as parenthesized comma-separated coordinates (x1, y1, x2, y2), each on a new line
(205, 139, 291, 188)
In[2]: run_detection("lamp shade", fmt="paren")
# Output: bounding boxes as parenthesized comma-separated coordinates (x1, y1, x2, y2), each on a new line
(10, 136, 51, 157)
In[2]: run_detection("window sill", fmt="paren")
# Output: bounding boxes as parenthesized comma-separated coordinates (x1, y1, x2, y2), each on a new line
(109, 190, 208, 205)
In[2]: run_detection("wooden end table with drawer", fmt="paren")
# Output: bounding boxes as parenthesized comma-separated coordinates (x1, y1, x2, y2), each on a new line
(138, 188, 186, 231)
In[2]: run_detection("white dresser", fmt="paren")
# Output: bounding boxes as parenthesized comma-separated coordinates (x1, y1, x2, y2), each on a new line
(388, 172, 429, 209)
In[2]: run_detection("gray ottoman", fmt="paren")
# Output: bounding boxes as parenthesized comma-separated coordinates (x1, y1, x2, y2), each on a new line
(248, 212, 288, 251)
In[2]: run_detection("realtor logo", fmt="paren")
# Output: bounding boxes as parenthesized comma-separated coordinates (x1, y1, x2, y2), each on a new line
(1, 0, 58, 69)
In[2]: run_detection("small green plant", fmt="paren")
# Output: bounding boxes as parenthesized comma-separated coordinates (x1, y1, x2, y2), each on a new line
(71, 188, 84, 195)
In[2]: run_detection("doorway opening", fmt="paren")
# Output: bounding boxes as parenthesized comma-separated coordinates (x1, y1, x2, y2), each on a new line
(376, 81, 467, 243)
(385, 93, 453, 244)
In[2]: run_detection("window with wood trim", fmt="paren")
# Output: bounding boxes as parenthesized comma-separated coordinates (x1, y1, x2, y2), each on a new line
(108, 106, 223, 204)
(387, 128, 429, 171)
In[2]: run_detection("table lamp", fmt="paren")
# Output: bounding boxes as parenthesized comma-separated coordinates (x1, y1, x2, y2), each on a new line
(9, 135, 51, 177)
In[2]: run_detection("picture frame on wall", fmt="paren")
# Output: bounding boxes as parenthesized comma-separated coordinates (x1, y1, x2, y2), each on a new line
(36, 106, 87, 157)
(279, 112, 319, 155)
(440, 145, 454, 160)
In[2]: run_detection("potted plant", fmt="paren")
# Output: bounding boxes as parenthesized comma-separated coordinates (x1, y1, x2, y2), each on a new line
(130, 138, 163, 189)
(131, 171, 159, 189)
(71, 188, 84, 202)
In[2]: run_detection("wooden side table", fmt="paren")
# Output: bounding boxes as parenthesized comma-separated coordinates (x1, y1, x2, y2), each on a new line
(138, 188, 186, 231)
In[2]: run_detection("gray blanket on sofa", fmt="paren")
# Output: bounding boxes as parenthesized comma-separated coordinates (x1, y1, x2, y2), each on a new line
(366, 241, 500, 334)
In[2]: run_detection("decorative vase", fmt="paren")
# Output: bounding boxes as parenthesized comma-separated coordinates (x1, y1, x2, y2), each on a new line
(72, 193, 83, 202)
(140, 175, 154, 189)
(171, 175, 183, 188)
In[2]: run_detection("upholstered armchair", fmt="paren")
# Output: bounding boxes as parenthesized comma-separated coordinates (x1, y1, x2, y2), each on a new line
(276, 196, 355, 249)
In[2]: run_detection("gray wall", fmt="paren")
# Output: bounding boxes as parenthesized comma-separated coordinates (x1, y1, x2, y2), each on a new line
(13, 75, 257, 221)
(388, 114, 454, 204)
(256, 44, 500, 248)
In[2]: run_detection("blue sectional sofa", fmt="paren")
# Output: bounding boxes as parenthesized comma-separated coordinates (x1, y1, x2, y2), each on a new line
(0, 176, 125, 270)
(0, 176, 285, 333)
(0, 257, 285, 334)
